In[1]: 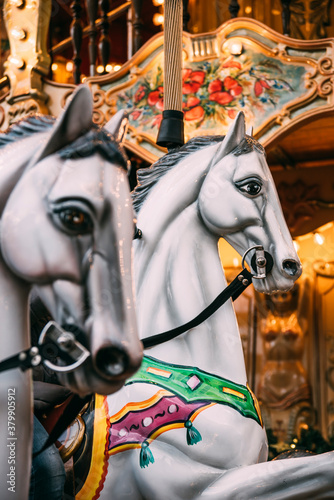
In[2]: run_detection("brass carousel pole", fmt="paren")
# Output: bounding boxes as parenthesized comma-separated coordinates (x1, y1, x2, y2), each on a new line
(156, 0, 184, 150)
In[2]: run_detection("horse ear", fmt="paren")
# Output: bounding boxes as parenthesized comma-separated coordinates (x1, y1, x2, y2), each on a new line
(213, 111, 246, 162)
(29, 85, 93, 167)
(104, 110, 128, 143)
(246, 125, 253, 136)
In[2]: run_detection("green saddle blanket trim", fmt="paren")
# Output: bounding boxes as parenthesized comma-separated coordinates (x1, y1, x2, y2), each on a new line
(126, 355, 262, 426)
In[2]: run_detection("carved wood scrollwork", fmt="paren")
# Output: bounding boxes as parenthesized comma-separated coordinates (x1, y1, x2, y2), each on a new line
(91, 88, 119, 125)
(92, 88, 105, 108)
(8, 99, 48, 125)
(319, 56, 334, 76)
(317, 56, 334, 97)
(318, 78, 333, 98)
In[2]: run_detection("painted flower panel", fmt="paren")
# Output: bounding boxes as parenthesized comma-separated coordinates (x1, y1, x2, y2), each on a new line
(116, 47, 307, 138)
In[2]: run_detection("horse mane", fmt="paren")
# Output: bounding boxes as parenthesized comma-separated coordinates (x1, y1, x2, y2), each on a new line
(0, 114, 129, 170)
(132, 134, 265, 213)
(132, 135, 225, 213)
(58, 126, 129, 170)
(0, 115, 55, 148)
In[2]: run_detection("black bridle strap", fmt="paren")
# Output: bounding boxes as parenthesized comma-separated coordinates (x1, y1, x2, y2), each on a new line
(0, 270, 253, 371)
(142, 268, 253, 349)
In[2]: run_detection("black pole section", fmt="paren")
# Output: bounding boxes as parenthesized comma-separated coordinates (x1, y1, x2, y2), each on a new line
(156, 110, 184, 149)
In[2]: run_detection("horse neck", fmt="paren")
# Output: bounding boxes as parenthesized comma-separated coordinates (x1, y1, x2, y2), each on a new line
(135, 201, 247, 385)
(0, 254, 31, 356)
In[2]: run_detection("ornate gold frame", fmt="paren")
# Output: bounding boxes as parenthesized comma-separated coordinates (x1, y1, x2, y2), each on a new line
(83, 18, 334, 162)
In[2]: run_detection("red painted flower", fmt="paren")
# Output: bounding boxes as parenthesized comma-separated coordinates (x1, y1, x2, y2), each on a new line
(208, 79, 223, 94)
(185, 96, 201, 108)
(228, 109, 237, 119)
(260, 79, 271, 89)
(230, 84, 242, 97)
(182, 69, 206, 94)
(148, 86, 164, 111)
(152, 114, 162, 128)
(209, 91, 233, 105)
(134, 85, 146, 103)
(183, 96, 204, 121)
(130, 110, 141, 121)
(254, 79, 271, 97)
(222, 59, 242, 70)
(184, 106, 204, 121)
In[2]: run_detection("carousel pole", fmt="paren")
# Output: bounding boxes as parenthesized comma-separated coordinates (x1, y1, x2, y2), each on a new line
(156, 0, 184, 150)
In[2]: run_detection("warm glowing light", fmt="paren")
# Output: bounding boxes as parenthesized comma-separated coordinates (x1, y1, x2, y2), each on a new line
(272, 9, 280, 15)
(113, 64, 121, 71)
(11, 0, 25, 7)
(11, 28, 26, 40)
(9, 55, 25, 68)
(230, 42, 243, 56)
(314, 232, 325, 245)
(105, 64, 113, 72)
(290, 443, 296, 449)
(153, 13, 164, 25)
(66, 61, 73, 72)
(96, 65, 104, 74)
(152, 0, 164, 5)
(51, 63, 58, 71)
(233, 258, 240, 268)
(245, 6, 252, 14)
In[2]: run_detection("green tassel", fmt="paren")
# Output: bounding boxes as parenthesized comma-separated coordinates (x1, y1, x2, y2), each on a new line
(185, 420, 202, 445)
(140, 441, 154, 468)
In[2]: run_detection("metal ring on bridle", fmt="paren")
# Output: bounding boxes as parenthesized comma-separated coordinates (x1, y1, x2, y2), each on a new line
(242, 245, 269, 279)
(38, 321, 90, 373)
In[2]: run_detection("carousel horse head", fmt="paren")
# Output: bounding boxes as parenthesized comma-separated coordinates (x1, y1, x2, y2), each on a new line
(0, 86, 142, 395)
(134, 111, 301, 296)
(197, 112, 302, 292)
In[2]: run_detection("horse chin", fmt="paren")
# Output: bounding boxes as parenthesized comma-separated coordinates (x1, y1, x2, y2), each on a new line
(252, 273, 298, 295)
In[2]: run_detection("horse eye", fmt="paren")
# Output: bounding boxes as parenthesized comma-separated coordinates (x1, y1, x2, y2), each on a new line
(236, 180, 262, 196)
(57, 208, 93, 234)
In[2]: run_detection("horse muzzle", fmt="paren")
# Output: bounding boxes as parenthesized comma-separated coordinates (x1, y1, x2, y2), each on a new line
(39, 322, 141, 381)
(282, 258, 302, 278)
(93, 344, 130, 379)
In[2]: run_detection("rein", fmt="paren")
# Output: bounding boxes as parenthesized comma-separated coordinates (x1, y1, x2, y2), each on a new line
(142, 267, 253, 349)
(0, 247, 272, 373)
(142, 245, 273, 349)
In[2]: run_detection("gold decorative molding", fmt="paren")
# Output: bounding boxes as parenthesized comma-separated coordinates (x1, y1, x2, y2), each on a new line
(3, 0, 51, 107)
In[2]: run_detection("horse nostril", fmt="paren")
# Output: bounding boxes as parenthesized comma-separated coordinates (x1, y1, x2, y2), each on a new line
(282, 259, 300, 277)
(94, 346, 129, 379)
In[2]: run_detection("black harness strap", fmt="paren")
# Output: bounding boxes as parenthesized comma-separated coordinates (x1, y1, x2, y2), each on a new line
(142, 268, 253, 349)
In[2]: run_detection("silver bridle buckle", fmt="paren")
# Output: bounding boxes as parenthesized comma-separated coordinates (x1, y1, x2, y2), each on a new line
(241, 245, 267, 279)
(38, 321, 90, 373)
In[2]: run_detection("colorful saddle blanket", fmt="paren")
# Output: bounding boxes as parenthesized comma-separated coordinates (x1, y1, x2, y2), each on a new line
(106, 356, 262, 466)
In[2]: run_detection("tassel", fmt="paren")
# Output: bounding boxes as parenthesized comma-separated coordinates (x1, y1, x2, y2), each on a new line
(185, 420, 202, 445)
(140, 440, 155, 468)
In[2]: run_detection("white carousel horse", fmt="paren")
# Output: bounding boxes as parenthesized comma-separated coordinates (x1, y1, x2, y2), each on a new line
(0, 86, 142, 498)
(76, 112, 334, 500)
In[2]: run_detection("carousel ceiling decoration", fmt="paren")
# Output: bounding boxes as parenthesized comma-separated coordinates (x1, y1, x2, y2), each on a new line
(85, 18, 334, 163)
